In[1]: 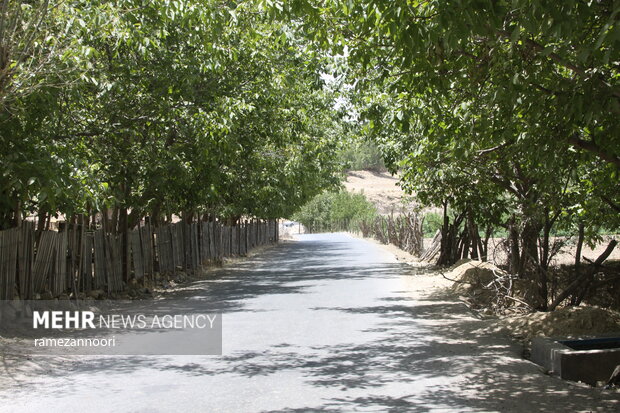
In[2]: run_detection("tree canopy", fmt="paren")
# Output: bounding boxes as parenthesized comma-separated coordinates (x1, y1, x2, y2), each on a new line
(2, 1, 619, 311)
(0, 0, 345, 230)
(262, 0, 620, 309)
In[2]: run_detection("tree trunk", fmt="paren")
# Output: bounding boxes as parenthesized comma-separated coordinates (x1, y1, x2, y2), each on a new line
(127, 208, 141, 230)
(119, 206, 129, 282)
(537, 214, 553, 310)
(569, 222, 585, 305)
(35, 209, 47, 246)
(521, 219, 545, 309)
(466, 212, 482, 260)
(508, 217, 520, 274)
(574, 222, 585, 271)
(101, 207, 109, 232)
(540, 213, 552, 270)
(14, 198, 22, 227)
(110, 206, 119, 234)
(150, 200, 162, 226)
(549, 240, 617, 311)
(437, 205, 465, 266)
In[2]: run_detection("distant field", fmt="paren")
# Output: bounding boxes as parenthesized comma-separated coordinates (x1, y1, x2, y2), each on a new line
(343, 170, 407, 214)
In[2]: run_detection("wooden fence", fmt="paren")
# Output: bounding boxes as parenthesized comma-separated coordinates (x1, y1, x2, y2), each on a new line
(0, 219, 279, 300)
(300, 213, 425, 258)
(358, 213, 424, 257)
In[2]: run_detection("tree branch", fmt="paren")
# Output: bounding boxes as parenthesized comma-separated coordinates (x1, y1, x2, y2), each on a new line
(549, 239, 617, 311)
(568, 134, 620, 167)
(496, 29, 620, 100)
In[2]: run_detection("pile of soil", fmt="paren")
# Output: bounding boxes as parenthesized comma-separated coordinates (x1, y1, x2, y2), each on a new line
(445, 259, 620, 345)
(497, 306, 620, 343)
(445, 259, 540, 312)
(447, 259, 503, 306)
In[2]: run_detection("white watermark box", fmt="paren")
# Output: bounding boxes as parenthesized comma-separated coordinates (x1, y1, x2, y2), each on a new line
(0, 300, 222, 355)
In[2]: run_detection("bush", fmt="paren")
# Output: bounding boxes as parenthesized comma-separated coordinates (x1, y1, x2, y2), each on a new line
(423, 211, 443, 238)
(339, 140, 386, 172)
(292, 191, 377, 232)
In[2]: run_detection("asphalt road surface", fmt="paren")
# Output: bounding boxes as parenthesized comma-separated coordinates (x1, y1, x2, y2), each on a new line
(0, 233, 617, 412)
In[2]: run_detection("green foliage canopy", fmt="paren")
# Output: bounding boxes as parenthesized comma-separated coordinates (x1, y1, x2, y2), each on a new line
(0, 0, 346, 228)
(271, 0, 620, 242)
(292, 190, 377, 232)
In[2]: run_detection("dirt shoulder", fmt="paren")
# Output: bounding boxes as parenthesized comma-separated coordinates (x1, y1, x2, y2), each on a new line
(363, 234, 620, 392)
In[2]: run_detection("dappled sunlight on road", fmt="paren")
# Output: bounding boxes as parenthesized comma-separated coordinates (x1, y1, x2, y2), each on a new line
(1, 233, 617, 412)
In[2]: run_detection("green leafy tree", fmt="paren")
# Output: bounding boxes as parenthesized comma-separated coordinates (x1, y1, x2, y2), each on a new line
(270, 0, 620, 309)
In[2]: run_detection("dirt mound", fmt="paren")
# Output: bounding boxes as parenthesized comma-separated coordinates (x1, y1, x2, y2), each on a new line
(498, 306, 620, 343)
(446, 260, 547, 312)
(447, 260, 511, 308)
(446, 261, 620, 346)
(447, 259, 503, 288)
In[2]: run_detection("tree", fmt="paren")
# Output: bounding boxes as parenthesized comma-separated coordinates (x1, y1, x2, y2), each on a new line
(0, 1, 346, 272)
(272, 0, 620, 309)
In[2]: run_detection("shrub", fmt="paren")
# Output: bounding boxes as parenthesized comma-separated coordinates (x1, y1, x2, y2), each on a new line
(423, 211, 443, 238)
(292, 191, 377, 232)
(339, 140, 386, 172)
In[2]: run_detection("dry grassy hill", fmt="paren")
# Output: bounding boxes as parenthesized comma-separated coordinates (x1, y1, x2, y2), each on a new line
(343, 170, 410, 215)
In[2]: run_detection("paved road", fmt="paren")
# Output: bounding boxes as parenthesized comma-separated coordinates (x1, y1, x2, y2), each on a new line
(0, 233, 617, 412)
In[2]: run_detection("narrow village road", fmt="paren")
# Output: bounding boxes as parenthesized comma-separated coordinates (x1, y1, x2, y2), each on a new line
(0, 233, 616, 412)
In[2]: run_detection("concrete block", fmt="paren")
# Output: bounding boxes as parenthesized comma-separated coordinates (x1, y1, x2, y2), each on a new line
(531, 336, 620, 386)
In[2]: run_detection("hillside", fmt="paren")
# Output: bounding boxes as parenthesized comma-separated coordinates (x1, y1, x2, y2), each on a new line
(343, 170, 408, 215)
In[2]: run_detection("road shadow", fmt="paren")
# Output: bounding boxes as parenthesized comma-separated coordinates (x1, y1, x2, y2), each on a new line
(1, 234, 617, 411)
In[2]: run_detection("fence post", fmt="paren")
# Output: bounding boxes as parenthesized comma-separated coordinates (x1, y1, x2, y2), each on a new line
(246, 221, 249, 253)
